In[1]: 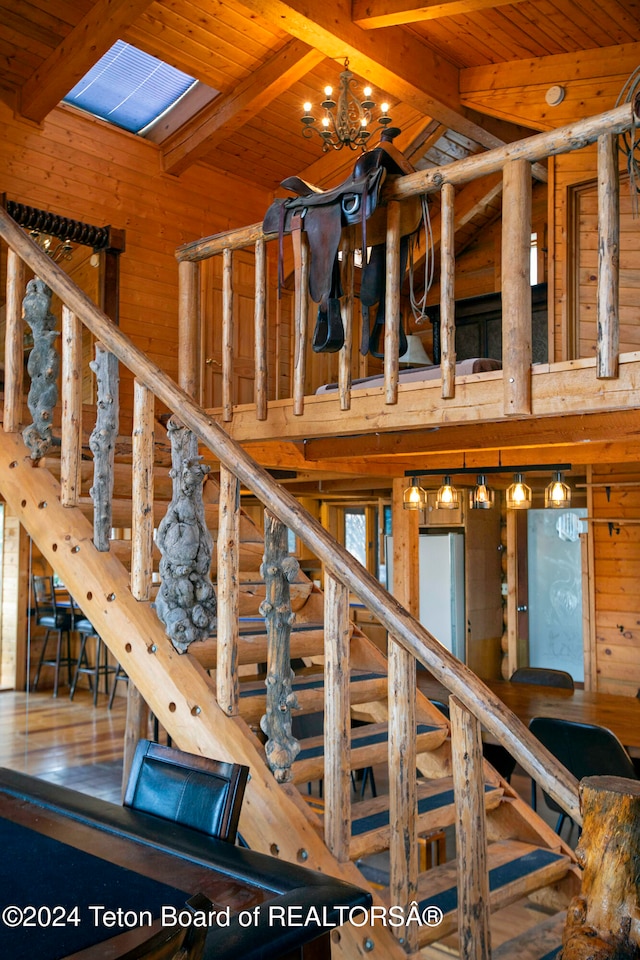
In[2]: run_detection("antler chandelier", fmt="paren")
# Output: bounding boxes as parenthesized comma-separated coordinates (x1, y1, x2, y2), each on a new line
(301, 59, 392, 151)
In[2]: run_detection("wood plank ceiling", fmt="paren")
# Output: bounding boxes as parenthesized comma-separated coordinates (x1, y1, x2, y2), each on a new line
(1, 0, 639, 193)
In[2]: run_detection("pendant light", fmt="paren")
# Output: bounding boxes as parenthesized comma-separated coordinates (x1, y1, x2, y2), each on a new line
(436, 475, 459, 510)
(403, 477, 427, 510)
(469, 474, 494, 510)
(506, 473, 532, 510)
(545, 471, 571, 508)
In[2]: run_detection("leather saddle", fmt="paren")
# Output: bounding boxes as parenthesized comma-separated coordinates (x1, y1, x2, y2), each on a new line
(263, 128, 421, 355)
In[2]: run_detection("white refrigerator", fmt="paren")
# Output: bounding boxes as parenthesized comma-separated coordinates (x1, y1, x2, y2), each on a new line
(386, 532, 466, 662)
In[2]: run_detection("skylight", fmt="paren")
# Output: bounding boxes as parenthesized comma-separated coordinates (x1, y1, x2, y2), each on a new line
(63, 41, 197, 134)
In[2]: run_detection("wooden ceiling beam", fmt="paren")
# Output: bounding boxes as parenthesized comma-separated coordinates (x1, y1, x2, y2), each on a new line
(235, 0, 512, 150)
(303, 411, 640, 461)
(162, 39, 325, 176)
(19, 0, 154, 124)
(352, 0, 529, 30)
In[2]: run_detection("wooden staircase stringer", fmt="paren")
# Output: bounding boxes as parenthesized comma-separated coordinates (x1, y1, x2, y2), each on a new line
(0, 429, 411, 960)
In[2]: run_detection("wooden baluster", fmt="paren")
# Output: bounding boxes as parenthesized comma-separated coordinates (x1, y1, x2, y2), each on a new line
(561, 776, 640, 959)
(388, 636, 418, 951)
(502, 158, 532, 416)
(222, 247, 233, 422)
(450, 696, 491, 960)
(384, 200, 402, 405)
(338, 227, 355, 412)
(60, 306, 82, 507)
(178, 260, 200, 400)
(216, 464, 240, 716)
(89, 342, 119, 551)
(440, 182, 456, 399)
(389, 476, 419, 951)
(596, 133, 619, 380)
(259, 511, 300, 782)
(22, 277, 58, 460)
(3, 249, 25, 433)
(131, 380, 155, 601)
(292, 214, 309, 416)
(254, 237, 268, 420)
(323, 573, 351, 861)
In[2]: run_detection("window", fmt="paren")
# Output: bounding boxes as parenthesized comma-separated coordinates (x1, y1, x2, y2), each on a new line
(63, 41, 198, 134)
(344, 509, 367, 566)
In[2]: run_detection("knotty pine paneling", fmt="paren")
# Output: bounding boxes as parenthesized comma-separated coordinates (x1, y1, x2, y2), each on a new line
(591, 462, 640, 695)
(0, 99, 272, 423)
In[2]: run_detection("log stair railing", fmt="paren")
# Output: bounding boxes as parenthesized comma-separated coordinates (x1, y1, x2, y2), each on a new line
(0, 204, 590, 960)
(175, 101, 636, 425)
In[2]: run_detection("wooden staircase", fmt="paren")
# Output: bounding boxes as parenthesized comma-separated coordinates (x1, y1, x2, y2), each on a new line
(0, 204, 585, 960)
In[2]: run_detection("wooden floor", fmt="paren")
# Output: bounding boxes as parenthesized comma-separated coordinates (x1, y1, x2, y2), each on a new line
(0, 688, 127, 803)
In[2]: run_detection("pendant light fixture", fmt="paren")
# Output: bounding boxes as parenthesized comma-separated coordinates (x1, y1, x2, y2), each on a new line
(545, 471, 572, 508)
(506, 473, 532, 510)
(403, 477, 427, 510)
(469, 474, 495, 510)
(435, 475, 459, 510)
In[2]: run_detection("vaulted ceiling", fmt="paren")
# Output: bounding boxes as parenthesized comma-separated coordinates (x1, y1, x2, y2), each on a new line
(2, 0, 639, 194)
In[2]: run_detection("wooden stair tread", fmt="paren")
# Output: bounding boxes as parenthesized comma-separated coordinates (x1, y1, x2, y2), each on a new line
(291, 720, 447, 784)
(349, 777, 504, 860)
(380, 840, 571, 947)
(493, 911, 566, 960)
(190, 623, 327, 669)
(77, 496, 262, 540)
(239, 669, 390, 725)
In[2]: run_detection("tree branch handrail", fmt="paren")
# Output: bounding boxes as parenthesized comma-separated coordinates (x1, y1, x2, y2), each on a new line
(0, 205, 581, 824)
(174, 102, 636, 265)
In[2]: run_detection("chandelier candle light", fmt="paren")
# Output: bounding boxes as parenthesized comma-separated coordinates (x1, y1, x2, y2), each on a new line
(301, 59, 392, 151)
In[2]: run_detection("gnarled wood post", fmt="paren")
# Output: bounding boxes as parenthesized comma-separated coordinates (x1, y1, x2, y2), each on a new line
(259, 511, 300, 782)
(155, 419, 217, 652)
(560, 775, 640, 960)
(22, 277, 59, 460)
(89, 342, 119, 550)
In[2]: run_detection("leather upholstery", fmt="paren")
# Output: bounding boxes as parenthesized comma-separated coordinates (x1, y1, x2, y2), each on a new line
(124, 740, 249, 844)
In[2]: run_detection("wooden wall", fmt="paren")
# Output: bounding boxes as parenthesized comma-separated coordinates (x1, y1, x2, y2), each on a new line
(0, 99, 272, 422)
(589, 462, 640, 697)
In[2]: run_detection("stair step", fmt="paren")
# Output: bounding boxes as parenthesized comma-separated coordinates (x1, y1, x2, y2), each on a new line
(77, 497, 262, 540)
(239, 669, 390, 726)
(190, 622, 327, 669)
(291, 721, 447, 785)
(380, 840, 572, 947)
(349, 778, 504, 861)
(493, 911, 566, 960)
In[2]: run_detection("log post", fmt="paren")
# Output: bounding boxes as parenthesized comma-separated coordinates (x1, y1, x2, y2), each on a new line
(178, 260, 200, 400)
(60, 306, 82, 507)
(89, 342, 119, 551)
(384, 200, 402, 405)
(222, 247, 233, 422)
(502, 158, 532, 416)
(560, 776, 640, 959)
(596, 134, 620, 380)
(450, 696, 492, 960)
(121, 682, 151, 801)
(338, 227, 355, 412)
(216, 464, 240, 717)
(254, 237, 268, 420)
(3, 248, 26, 433)
(131, 380, 155, 601)
(22, 277, 59, 460)
(440, 182, 456, 400)
(323, 573, 351, 862)
(292, 215, 309, 417)
(259, 511, 301, 782)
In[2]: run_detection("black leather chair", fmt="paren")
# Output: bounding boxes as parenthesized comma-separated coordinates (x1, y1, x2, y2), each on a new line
(510, 667, 574, 689)
(32, 575, 74, 697)
(528, 716, 638, 835)
(123, 740, 249, 844)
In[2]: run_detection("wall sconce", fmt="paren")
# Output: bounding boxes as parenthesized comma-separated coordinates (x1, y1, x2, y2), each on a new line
(469, 474, 495, 510)
(436, 476, 459, 510)
(506, 473, 532, 510)
(545, 471, 571, 508)
(403, 477, 427, 510)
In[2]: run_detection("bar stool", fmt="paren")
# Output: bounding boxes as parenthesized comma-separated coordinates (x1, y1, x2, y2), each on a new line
(69, 609, 117, 706)
(108, 663, 129, 709)
(32, 575, 74, 697)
